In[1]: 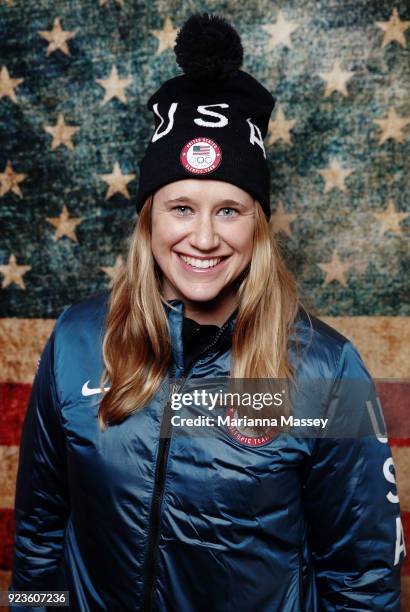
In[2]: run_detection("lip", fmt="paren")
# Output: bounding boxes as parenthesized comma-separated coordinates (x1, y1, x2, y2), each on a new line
(175, 252, 230, 274)
(176, 252, 231, 260)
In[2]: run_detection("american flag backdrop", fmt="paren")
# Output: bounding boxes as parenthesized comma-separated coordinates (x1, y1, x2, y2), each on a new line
(0, 0, 409, 607)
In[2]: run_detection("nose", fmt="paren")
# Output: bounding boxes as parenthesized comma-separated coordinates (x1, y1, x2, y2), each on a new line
(188, 213, 220, 251)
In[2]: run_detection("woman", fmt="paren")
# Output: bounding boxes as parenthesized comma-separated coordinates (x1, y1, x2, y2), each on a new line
(9, 12, 404, 612)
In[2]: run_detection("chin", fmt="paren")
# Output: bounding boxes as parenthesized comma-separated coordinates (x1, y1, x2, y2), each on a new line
(177, 285, 222, 303)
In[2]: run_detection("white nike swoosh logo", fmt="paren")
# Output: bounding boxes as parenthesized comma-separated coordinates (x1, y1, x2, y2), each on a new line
(82, 380, 111, 396)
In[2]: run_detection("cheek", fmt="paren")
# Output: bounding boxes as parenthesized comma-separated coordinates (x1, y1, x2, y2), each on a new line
(229, 227, 254, 260)
(151, 220, 183, 255)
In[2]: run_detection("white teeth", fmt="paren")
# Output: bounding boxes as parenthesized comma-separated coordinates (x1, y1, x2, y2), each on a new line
(179, 255, 221, 269)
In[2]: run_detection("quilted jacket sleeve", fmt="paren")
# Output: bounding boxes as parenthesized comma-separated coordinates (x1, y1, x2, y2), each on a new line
(302, 340, 405, 611)
(8, 324, 70, 611)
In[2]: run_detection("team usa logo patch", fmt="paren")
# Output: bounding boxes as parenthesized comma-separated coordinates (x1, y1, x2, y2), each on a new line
(180, 137, 222, 174)
(225, 406, 277, 447)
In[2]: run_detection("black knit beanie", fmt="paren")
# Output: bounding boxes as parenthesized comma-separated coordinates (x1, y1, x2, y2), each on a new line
(135, 13, 276, 219)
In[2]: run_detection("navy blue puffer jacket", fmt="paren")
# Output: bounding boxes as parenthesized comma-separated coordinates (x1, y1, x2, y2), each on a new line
(9, 292, 405, 611)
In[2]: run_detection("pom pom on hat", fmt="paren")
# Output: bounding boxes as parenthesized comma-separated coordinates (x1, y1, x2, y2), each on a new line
(174, 12, 243, 82)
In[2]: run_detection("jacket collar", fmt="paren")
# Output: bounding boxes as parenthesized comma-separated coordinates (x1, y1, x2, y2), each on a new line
(164, 299, 237, 373)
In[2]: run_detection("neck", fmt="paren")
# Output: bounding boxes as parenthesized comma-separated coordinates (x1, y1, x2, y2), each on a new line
(182, 297, 237, 326)
(165, 287, 238, 326)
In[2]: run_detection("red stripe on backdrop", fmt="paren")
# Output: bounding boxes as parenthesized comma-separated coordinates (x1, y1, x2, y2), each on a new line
(0, 383, 31, 446)
(389, 439, 410, 448)
(377, 381, 410, 439)
(0, 509, 13, 569)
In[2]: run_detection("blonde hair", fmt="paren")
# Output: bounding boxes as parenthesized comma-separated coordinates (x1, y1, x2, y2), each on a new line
(98, 195, 303, 431)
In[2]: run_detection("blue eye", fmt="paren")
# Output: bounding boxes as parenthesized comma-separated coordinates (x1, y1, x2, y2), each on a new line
(218, 207, 238, 217)
(174, 206, 192, 215)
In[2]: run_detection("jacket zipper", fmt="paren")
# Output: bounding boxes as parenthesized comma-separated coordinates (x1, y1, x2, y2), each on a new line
(142, 320, 232, 611)
(142, 366, 183, 611)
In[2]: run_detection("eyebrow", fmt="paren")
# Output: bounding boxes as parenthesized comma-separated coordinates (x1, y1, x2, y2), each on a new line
(164, 196, 247, 208)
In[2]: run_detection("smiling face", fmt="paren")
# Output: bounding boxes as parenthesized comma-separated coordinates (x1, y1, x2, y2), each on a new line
(151, 179, 256, 323)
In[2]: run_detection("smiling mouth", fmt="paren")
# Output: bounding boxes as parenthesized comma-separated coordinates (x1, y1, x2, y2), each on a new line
(178, 254, 228, 269)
